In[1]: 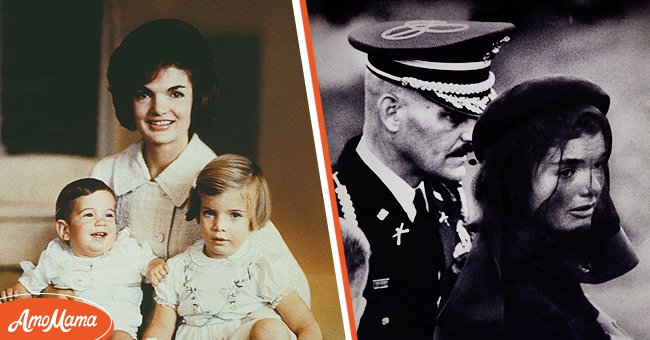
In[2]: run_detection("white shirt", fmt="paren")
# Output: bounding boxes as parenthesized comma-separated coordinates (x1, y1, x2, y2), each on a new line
(356, 136, 428, 222)
(18, 228, 155, 337)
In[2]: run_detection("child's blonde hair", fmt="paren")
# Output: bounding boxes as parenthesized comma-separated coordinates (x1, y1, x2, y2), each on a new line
(187, 154, 271, 230)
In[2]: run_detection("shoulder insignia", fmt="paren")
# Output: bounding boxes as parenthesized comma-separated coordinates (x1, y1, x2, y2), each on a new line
(377, 208, 389, 221)
(333, 172, 360, 228)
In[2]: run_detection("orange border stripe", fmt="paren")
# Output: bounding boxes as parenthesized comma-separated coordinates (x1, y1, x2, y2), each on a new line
(297, 0, 358, 338)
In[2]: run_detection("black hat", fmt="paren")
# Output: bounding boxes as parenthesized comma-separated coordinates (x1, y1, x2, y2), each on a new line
(349, 20, 515, 117)
(473, 75, 610, 162)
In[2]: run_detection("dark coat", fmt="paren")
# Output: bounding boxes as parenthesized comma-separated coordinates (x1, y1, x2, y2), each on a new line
(434, 223, 639, 340)
(502, 267, 608, 340)
(334, 136, 464, 339)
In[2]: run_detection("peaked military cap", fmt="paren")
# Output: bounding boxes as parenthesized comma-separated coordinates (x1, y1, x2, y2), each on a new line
(349, 20, 515, 117)
(473, 75, 610, 162)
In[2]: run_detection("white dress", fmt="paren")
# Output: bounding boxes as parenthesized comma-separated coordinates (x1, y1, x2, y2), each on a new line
(91, 134, 311, 304)
(18, 228, 155, 338)
(154, 237, 299, 340)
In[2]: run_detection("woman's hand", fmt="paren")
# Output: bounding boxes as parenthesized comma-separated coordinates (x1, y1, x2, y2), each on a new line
(0, 282, 30, 303)
(42, 284, 77, 300)
(146, 258, 169, 287)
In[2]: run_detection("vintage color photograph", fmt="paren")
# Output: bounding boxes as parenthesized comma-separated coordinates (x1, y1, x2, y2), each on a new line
(307, 0, 650, 338)
(0, 0, 345, 339)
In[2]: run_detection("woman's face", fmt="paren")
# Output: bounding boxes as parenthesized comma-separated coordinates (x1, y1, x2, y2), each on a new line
(133, 66, 193, 149)
(530, 132, 607, 232)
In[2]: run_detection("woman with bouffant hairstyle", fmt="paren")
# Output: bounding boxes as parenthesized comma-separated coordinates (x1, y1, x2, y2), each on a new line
(435, 76, 638, 340)
(87, 20, 310, 337)
(107, 18, 218, 136)
(92, 18, 218, 259)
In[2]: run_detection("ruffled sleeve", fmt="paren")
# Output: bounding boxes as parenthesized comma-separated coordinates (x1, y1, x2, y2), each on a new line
(18, 238, 67, 293)
(115, 228, 158, 277)
(252, 221, 311, 306)
(257, 253, 299, 308)
(153, 254, 185, 309)
(137, 242, 158, 277)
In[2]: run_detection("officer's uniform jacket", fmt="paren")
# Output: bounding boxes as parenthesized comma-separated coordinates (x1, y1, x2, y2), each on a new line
(334, 136, 470, 339)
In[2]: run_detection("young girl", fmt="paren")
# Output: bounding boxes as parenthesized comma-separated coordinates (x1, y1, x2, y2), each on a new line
(0, 178, 169, 340)
(143, 154, 322, 340)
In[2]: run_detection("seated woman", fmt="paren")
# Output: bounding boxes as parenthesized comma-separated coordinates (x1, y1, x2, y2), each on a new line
(90, 18, 310, 303)
(434, 75, 638, 339)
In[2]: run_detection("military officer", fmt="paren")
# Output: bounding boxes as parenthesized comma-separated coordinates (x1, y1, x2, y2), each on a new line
(333, 20, 514, 339)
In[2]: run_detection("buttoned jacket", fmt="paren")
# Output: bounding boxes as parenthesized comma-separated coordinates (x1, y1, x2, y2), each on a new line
(334, 136, 465, 339)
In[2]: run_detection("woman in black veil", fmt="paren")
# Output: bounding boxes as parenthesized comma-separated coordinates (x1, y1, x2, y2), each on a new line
(435, 75, 638, 339)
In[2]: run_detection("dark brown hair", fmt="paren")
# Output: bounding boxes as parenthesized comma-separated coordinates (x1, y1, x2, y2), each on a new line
(107, 19, 218, 135)
(474, 102, 614, 272)
(55, 178, 116, 221)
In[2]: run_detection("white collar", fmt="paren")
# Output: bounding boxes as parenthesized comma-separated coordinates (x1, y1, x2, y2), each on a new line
(188, 237, 254, 266)
(356, 136, 428, 222)
(112, 134, 216, 207)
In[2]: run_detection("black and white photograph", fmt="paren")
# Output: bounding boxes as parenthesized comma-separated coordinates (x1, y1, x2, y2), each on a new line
(307, 0, 650, 338)
(0, 1, 345, 339)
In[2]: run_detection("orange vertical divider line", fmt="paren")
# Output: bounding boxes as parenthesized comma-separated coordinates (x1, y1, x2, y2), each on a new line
(297, 0, 358, 338)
